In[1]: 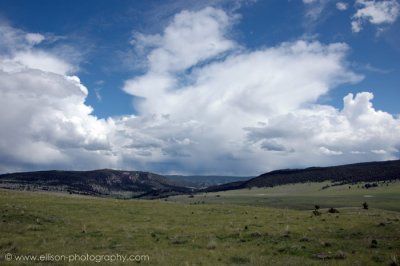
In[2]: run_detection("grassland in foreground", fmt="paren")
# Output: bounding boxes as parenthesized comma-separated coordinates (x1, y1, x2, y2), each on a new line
(0, 185, 400, 265)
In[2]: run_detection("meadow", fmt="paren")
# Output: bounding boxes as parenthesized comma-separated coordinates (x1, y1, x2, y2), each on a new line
(1, 182, 399, 265)
(169, 181, 400, 212)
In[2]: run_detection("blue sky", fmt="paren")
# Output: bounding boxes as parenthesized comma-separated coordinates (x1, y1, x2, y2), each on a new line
(0, 0, 399, 175)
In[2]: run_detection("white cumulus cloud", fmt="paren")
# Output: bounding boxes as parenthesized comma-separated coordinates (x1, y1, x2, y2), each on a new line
(25, 33, 45, 45)
(352, 0, 400, 32)
(0, 24, 116, 173)
(245, 92, 400, 169)
(119, 7, 400, 174)
(336, 2, 348, 11)
(1, 8, 400, 175)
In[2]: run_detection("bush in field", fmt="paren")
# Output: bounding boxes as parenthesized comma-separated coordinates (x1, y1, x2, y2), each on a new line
(365, 183, 378, 189)
(328, 207, 339, 213)
(312, 205, 321, 216)
(363, 202, 369, 210)
(370, 239, 378, 248)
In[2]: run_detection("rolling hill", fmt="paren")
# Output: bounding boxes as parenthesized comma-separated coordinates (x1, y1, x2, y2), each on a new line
(205, 159, 400, 192)
(0, 169, 192, 198)
(1, 160, 399, 197)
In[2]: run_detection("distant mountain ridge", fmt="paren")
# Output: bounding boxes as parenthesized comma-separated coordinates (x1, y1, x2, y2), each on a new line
(205, 160, 400, 192)
(0, 169, 192, 198)
(166, 175, 252, 188)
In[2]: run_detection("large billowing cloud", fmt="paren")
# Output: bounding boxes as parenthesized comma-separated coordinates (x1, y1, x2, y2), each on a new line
(245, 92, 400, 169)
(1, 7, 400, 175)
(119, 7, 399, 174)
(0, 24, 116, 172)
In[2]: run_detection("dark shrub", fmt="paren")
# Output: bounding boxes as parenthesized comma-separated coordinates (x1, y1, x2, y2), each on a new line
(328, 208, 339, 213)
(370, 239, 378, 248)
(365, 183, 378, 189)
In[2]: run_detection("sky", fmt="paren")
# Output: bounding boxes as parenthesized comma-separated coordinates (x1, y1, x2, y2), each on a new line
(0, 0, 399, 175)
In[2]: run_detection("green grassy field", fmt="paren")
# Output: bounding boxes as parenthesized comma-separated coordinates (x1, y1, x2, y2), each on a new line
(169, 181, 400, 212)
(1, 187, 400, 265)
